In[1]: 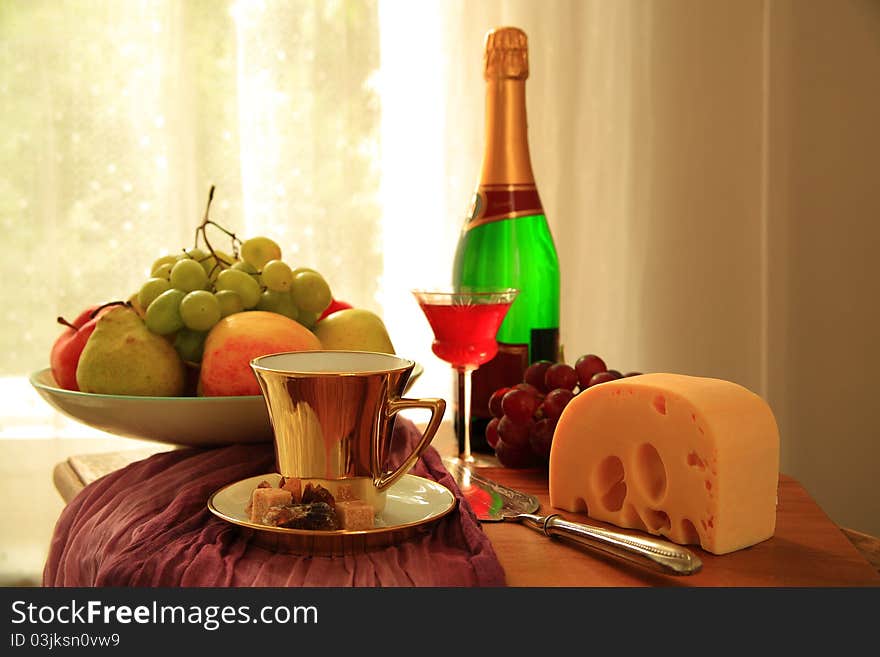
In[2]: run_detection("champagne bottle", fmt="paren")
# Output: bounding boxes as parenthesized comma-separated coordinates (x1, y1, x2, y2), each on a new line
(453, 26, 561, 454)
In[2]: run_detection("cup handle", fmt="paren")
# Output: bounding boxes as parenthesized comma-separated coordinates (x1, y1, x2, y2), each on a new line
(373, 397, 446, 491)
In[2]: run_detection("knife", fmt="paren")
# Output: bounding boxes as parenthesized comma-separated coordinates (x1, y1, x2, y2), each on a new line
(443, 456, 702, 577)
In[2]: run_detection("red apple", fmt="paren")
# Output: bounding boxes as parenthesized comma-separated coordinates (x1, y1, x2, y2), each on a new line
(50, 302, 122, 390)
(318, 298, 353, 321)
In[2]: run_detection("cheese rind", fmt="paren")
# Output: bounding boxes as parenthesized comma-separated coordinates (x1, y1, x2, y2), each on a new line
(548, 373, 779, 555)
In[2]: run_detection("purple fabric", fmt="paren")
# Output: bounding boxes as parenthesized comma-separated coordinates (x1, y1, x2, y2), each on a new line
(43, 418, 506, 587)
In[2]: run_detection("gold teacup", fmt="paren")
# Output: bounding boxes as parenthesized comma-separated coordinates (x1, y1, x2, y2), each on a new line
(250, 351, 446, 513)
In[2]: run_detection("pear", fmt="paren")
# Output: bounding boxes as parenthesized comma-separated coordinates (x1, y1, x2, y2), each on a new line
(76, 305, 186, 396)
(313, 308, 395, 354)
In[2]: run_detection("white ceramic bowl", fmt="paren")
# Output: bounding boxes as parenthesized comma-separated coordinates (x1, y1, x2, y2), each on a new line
(29, 362, 423, 447)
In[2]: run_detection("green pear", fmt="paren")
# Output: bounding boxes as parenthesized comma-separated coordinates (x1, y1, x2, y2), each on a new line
(313, 308, 395, 354)
(76, 305, 186, 396)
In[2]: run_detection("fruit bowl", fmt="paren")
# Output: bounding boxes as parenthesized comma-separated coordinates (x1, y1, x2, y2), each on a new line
(29, 362, 423, 447)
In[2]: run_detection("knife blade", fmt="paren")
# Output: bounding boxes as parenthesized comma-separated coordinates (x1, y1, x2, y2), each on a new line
(442, 456, 702, 576)
(442, 457, 539, 520)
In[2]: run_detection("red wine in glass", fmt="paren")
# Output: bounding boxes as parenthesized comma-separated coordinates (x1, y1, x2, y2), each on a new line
(412, 288, 518, 463)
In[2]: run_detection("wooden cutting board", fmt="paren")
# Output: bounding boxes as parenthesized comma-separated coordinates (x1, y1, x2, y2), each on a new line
(481, 468, 880, 586)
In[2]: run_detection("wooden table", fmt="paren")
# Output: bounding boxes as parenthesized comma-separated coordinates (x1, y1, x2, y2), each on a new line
(478, 467, 880, 586)
(53, 448, 880, 587)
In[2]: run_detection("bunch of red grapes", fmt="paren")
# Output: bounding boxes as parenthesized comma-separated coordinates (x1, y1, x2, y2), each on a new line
(486, 354, 642, 468)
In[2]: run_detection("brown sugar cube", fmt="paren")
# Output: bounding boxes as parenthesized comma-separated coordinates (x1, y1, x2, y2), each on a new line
(249, 488, 292, 523)
(335, 482, 357, 502)
(335, 500, 375, 530)
(245, 480, 274, 516)
(280, 477, 302, 502)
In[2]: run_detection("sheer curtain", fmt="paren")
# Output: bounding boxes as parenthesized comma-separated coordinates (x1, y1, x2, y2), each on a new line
(1, 0, 383, 435)
(3, 1, 878, 534)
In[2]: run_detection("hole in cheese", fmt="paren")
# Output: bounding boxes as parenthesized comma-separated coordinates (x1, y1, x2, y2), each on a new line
(602, 481, 627, 512)
(652, 395, 667, 415)
(634, 442, 667, 502)
(644, 508, 671, 532)
(680, 518, 701, 545)
(687, 451, 705, 469)
(594, 455, 624, 491)
(594, 455, 627, 512)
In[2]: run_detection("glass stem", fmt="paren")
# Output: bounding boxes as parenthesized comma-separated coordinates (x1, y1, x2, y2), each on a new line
(458, 366, 475, 463)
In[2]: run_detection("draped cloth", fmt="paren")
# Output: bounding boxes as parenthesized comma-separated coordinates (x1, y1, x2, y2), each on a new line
(43, 418, 506, 587)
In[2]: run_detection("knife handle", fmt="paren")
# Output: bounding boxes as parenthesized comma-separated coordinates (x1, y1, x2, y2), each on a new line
(518, 513, 703, 576)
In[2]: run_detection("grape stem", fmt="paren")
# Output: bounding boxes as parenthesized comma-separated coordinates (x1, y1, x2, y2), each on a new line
(191, 185, 243, 279)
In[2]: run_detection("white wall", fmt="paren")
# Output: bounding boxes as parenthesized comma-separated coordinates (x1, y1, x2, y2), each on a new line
(766, 0, 880, 535)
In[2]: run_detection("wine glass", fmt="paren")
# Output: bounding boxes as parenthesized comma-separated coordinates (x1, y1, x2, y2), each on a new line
(412, 287, 519, 464)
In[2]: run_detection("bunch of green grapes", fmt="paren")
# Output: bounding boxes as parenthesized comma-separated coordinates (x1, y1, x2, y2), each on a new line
(136, 236, 332, 364)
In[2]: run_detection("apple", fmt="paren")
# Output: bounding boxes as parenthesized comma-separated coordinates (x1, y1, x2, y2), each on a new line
(50, 302, 124, 391)
(319, 298, 353, 321)
(199, 310, 322, 396)
(312, 308, 395, 354)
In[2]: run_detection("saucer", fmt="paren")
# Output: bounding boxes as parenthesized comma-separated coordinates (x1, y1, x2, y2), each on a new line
(208, 473, 456, 556)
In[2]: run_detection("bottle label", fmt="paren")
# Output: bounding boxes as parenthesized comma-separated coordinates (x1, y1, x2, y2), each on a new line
(466, 183, 544, 231)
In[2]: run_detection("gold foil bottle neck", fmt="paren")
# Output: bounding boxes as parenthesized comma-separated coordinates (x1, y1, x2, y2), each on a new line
(484, 26, 529, 80)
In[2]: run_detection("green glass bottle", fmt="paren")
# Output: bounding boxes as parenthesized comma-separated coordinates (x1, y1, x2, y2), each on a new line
(453, 26, 561, 455)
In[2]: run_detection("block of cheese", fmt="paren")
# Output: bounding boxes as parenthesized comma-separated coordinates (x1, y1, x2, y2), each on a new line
(548, 373, 779, 555)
